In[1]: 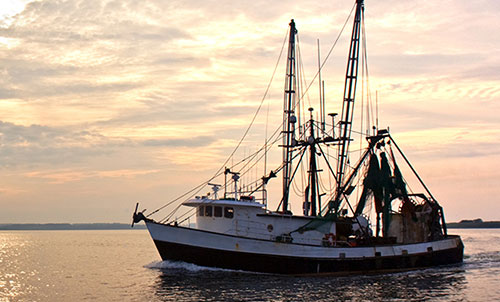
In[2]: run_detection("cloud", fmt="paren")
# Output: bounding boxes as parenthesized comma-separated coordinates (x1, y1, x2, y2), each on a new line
(0, 119, 228, 170)
(142, 136, 216, 147)
(0, 0, 499, 222)
(0, 121, 122, 166)
(368, 53, 486, 77)
(24, 168, 161, 184)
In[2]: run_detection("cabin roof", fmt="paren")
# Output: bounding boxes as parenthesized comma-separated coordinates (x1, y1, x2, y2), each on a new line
(183, 198, 265, 208)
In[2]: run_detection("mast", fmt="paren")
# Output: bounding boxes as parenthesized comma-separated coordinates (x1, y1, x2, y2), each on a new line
(333, 0, 364, 213)
(281, 19, 298, 213)
(307, 108, 320, 216)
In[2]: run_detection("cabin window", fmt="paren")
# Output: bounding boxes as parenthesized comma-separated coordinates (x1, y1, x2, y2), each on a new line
(224, 207, 234, 219)
(198, 206, 204, 217)
(205, 205, 213, 217)
(214, 206, 222, 217)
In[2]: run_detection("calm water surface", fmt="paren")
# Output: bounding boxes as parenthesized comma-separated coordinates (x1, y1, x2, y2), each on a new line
(1, 229, 499, 301)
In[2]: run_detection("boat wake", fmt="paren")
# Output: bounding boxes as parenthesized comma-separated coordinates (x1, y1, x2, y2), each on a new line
(465, 251, 500, 269)
(144, 260, 257, 274)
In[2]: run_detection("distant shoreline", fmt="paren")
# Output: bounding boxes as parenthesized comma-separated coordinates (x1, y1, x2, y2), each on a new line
(447, 221, 500, 229)
(0, 223, 147, 230)
(1, 221, 499, 230)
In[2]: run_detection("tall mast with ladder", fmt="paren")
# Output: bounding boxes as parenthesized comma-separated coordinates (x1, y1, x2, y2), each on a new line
(333, 0, 364, 213)
(281, 19, 298, 213)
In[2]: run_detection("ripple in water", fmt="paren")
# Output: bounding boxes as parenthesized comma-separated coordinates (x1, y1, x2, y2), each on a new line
(1, 229, 499, 301)
(149, 262, 469, 302)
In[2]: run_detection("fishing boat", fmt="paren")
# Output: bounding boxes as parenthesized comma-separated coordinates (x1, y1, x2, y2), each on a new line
(132, 0, 464, 275)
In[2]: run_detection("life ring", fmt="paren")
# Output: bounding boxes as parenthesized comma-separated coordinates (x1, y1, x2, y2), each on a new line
(323, 233, 336, 246)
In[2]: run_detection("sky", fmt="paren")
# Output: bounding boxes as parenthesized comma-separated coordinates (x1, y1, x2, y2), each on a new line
(0, 0, 499, 223)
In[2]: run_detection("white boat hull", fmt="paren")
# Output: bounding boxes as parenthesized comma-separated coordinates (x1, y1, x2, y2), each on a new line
(146, 221, 464, 275)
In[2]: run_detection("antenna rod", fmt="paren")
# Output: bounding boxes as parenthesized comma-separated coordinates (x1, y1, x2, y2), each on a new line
(376, 90, 379, 130)
(322, 80, 326, 131)
(263, 103, 269, 207)
(317, 39, 324, 131)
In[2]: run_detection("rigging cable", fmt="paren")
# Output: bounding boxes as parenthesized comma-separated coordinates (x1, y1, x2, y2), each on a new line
(356, 15, 368, 207)
(160, 132, 283, 223)
(267, 2, 356, 144)
(297, 2, 356, 104)
(223, 3, 358, 202)
(147, 27, 290, 219)
(296, 41, 309, 199)
(152, 2, 357, 220)
(361, 16, 374, 136)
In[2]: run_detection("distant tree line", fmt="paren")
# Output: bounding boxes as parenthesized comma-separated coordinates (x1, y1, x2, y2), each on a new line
(447, 219, 500, 228)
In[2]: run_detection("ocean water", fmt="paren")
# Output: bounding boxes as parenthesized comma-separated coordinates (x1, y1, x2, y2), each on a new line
(0, 229, 499, 302)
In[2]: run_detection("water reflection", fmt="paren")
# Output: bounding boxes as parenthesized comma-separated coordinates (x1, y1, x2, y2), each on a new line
(2, 229, 495, 301)
(151, 263, 467, 301)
